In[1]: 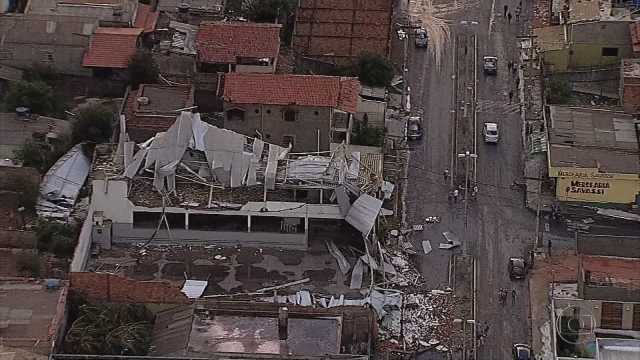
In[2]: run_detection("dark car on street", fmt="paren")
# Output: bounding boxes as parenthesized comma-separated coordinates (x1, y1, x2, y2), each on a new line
(512, 344, 532, 360)
(407, 116, 423, 141)
(508, 257, 527, 280)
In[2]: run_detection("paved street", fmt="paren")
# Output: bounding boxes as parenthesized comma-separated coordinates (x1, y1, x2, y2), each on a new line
(399, 0, 538, 358)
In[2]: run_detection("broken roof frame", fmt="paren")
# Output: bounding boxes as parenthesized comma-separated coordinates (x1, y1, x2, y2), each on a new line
(114, 111, 384, 204)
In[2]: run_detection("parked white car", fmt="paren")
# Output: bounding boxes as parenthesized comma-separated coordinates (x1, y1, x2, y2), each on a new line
(483, 122, 499, 143)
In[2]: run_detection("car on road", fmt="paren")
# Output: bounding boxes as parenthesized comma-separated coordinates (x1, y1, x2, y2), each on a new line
(407, 116, 423, 141)
(512, 343, 532, 360)
(415, 28, 428, 48)
(483, 122, 499, 143)
(508, 257, 527, 280)
(483, 56, 498, 75)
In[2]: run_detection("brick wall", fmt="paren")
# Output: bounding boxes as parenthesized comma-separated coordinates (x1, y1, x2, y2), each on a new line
(0, 230, 37, 248)
(70, 272, 190, 304)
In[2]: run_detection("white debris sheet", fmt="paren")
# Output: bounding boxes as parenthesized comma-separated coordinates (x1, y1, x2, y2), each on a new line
(37, 144, 91, 219)
(345, 193, 383, 236)
(181, 279, 208, 299)
(123, 112, 288, 191)
(325, 240, 351, 275)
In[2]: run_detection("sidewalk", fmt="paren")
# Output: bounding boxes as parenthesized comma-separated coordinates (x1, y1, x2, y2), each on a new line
(528, 251, 579, 360)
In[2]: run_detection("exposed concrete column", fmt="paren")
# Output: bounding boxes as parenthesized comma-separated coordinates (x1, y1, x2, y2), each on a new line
(247, 215, 251, 232)
(278, 306, 288, 340)
(185, 212, 189, 230)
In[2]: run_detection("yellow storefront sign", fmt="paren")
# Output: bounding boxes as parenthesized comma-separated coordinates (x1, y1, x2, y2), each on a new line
(556, 177, 640, 203)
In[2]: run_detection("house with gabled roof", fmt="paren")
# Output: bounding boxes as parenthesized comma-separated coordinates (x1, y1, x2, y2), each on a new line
(82, 26, 142, 75)
(196, 22, 281, 73)
(222, 73, 360, 152)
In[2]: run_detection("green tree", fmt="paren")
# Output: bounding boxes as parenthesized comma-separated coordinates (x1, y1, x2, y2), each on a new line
(71, 105, 113, 144)
(546, 77, 571, 104)
(351, 120, 384, 147)
(4, 80, 57, 115)
(128, 51, 159, 89)
(64, 303, 154, 355)
(25, 63, 60, 85)
(13, 141, 48, 172)
(242, 0, 295, 22)
(34, 219, 77, 257)
(355, 53, 394, 87)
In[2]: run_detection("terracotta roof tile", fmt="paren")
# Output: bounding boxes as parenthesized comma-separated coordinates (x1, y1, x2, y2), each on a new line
(631, 22, 640, 53)
(134, 4, 159, 33)
(82, 27, 142, 68)
(196, 22, 281, 64)
(223, 73, 360, 113)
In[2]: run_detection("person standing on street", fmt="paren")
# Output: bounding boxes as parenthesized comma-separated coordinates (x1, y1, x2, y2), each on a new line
(443, 169, 449, 181)
(507, 12, 513, 23)
(453, 189, 459, 203)
(512, 289, 517, 304)
(504, 4, 508, 17)
(508, 90, 514, 104)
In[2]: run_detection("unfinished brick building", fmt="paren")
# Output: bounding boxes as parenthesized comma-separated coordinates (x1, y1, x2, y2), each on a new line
(292, 0, 393, 65)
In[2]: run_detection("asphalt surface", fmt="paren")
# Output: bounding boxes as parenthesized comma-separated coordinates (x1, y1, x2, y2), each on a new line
(400, 0, 536, 358)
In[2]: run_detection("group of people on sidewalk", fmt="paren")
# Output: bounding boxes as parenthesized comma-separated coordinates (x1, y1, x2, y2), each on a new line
(443, 169, 478, 203)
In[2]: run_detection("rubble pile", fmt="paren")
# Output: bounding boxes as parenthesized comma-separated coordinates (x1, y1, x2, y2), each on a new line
(378, 289, 457, 352)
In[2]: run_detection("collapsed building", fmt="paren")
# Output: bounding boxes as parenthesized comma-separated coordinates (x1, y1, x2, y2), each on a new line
(89, 111, 388, 250)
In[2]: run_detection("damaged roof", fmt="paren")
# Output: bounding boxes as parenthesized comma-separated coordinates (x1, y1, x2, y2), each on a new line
(134, 3, 159, 33)
(196, 22, 281, 64)
(223, 73, 361, 113)
(82, 27, 143, 68)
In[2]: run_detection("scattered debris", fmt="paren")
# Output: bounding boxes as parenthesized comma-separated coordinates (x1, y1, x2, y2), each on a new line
(325, 240, 351, 275)
(255, 278, 310, 293)
(422, 240, 433, 254)
(378, 288, 458, 351)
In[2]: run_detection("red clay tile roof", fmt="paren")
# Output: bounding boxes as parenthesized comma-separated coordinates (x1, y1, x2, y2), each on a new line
(134, 4, 159, 33)
(223, 73, 360, 113)
(196, 22, 281, 64)
(631, 22, 640, 53)
(82, 27, 143, 69)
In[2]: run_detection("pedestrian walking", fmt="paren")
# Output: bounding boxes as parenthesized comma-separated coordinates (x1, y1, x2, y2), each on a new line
(515, 6, 521, 21)
(507, 12, 512, 23)
(508, 90, 514, 104)
(515, 76, 520, 88)
(453, 189, 459, 203)
(548, 238, 553, 257)
(443, 169, 449, 181)
(503, 4, 508, 17)
(512, 289, 517, 304)
(507, 60, 513, 71)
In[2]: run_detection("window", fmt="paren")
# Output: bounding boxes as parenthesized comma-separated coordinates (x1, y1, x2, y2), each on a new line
(282, 135, 295, 148)
(227, 108, 245, 121)
(600, 302, 623, 329)
(254, 109, 260, 114)
(633, 304, 640, 331)
(601, 47, 618, 57)
(266, 109, 271, 114)
(314, 110, 319, 116)
(284, 109, 297, 122)
(41, 50, 54, 63)
(45, 21, 56, 34)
